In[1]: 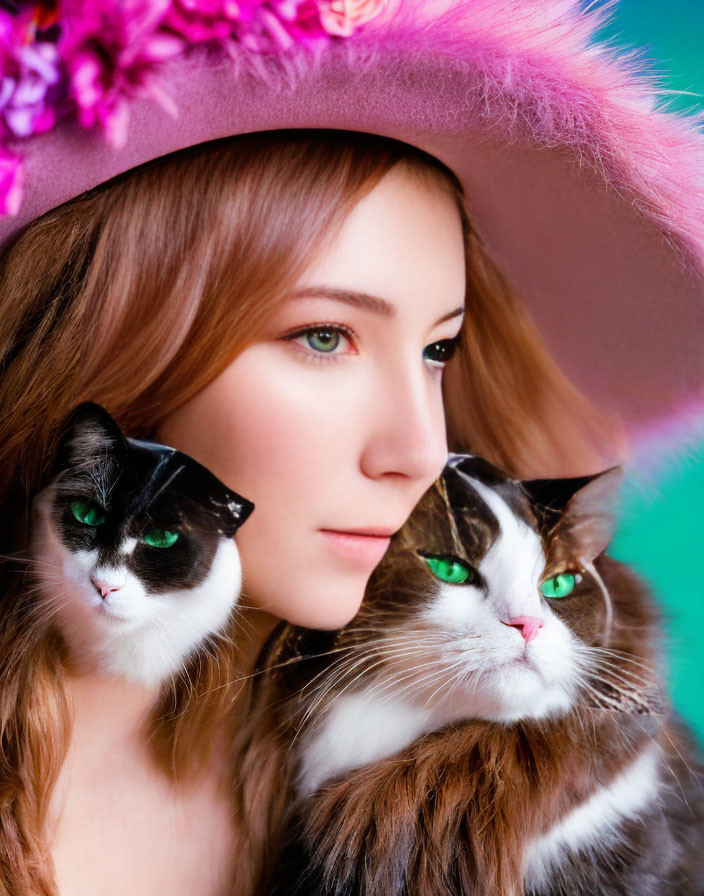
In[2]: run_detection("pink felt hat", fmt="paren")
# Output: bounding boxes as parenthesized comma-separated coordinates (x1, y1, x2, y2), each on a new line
(1, 0, 703, 460)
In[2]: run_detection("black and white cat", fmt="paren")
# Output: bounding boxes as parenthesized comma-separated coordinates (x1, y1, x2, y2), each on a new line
(245, 453, 704, 896)
(30, 402, 254, 686)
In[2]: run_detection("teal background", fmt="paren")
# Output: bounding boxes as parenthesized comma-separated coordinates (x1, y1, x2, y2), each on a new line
(589, 2, 704, 741)
(594, 0, 704, 114)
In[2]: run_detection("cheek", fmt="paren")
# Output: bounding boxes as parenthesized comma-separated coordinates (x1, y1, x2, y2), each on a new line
(160, 349, 350, 501)
(548, 592, 608, 646)
(157, 351, 373, 626)
(423, 584, 485, 632)
(235, 499, 378, 628)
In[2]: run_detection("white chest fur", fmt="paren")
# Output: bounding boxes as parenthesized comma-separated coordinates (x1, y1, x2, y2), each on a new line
(297, 686, 439, 797)
(524, 744, 661, 889)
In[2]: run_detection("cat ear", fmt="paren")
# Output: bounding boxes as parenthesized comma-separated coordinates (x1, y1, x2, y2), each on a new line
(54, 402, 129, 474)
(523, 466, 624, 561)
(217, 489, 255, 538)
(446, 452, 509, 485)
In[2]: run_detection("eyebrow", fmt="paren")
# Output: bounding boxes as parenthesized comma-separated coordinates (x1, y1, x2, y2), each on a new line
(289, 286, 465, 326)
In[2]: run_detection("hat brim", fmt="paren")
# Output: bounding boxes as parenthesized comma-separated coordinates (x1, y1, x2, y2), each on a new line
(2, 0, 703, 454)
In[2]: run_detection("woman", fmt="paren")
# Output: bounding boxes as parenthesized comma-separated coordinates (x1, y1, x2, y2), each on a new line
(0, 128, 614, 896)
(0, 2, 702, 895)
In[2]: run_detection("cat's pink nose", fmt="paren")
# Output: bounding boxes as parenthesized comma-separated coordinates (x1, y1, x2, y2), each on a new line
(90, 577, 123, 599)
(502, 615, 544, 642)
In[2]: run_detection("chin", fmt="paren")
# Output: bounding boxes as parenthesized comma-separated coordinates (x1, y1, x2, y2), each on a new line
(478, 668, 575, 723)
(282, 589, 365, 631)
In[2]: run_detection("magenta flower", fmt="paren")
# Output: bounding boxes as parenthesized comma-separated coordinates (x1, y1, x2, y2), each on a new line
(236, 1, 327, 54)
(0, 147, 24, 215)
(162, 0, 328, 53)
(59, 0, 183, 148)
(163, 0, 259, 43)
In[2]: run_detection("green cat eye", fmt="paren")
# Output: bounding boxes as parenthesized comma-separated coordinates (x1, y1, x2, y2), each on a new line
(425, 555, 474, 585)
(71, 500, 106, 526)
(143, 529, 179, 548)
(540, 573, 577, 599)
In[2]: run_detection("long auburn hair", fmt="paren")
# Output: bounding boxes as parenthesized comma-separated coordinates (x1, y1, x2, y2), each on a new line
(0, 129, 617, 895)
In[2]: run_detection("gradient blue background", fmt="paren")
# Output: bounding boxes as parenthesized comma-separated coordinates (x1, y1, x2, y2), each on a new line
(588, 1, 704, 741)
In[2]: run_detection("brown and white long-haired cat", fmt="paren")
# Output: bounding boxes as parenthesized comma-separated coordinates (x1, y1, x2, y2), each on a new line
(236, 452, 704, 896)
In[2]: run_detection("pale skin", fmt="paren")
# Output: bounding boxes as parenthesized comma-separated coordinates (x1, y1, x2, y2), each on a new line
(48, 165, 467, 896)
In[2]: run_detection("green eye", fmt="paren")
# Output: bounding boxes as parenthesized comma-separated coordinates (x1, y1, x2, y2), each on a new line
(307, 329, 340, 353)
(144, 529, 178, 548)
(424, 555, 474, 585)
(143, 529, 179, 548)
(540, 573, 578, 598)
(71, 500, 106, 526)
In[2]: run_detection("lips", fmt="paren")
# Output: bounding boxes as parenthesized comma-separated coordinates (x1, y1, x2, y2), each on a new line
(330, 527, 398, 537)
(319, 528, 394, 566)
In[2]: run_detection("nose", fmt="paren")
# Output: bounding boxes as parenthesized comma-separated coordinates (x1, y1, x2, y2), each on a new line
(90, 576, 124, 599)
(502, 616, 545, 643)
(359, 361, 447, 483)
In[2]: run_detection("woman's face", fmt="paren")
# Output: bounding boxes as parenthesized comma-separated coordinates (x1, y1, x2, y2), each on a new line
(157, 165, 466, 628)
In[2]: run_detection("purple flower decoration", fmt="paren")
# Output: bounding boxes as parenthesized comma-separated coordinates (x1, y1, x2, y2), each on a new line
(59, 0, 182, 149)
(0, 0, 389, 217)
(0, 7, 62, 141)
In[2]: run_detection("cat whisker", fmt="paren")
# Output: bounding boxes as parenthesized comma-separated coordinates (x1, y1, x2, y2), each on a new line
(0, 551, 37, 564)
(295, 648, 387, 696)
(341, 630, 456, 650)
(584, 655, 656, 681)
(657, 723, 697, 782)
(366, 670, 438, 709)
(417, 659, 474, 710)
(231, 606, 259, 635)
(6, 556, 63, 575)
(297, 639, 448, 697)
(627, 713, 696, 820)
(200, 644, 364, 695)
(574, 677, 662, 732)
(582, 646, 656, 673)
(402, 660, 478, 708)
(230, 599, 260, 613)
(369, 670, 447, 710)
(359, 656, 458, 703)
(345, 653, 472, 712)
(582, 658, 654, 688)
(584, 663, 657, 696)
(572, 646, 656, 687)
(295, 636, 448, 692)
(334, 639, 454, 684)
(297, 652, 391, 719)
(293, 652, 411, 740)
